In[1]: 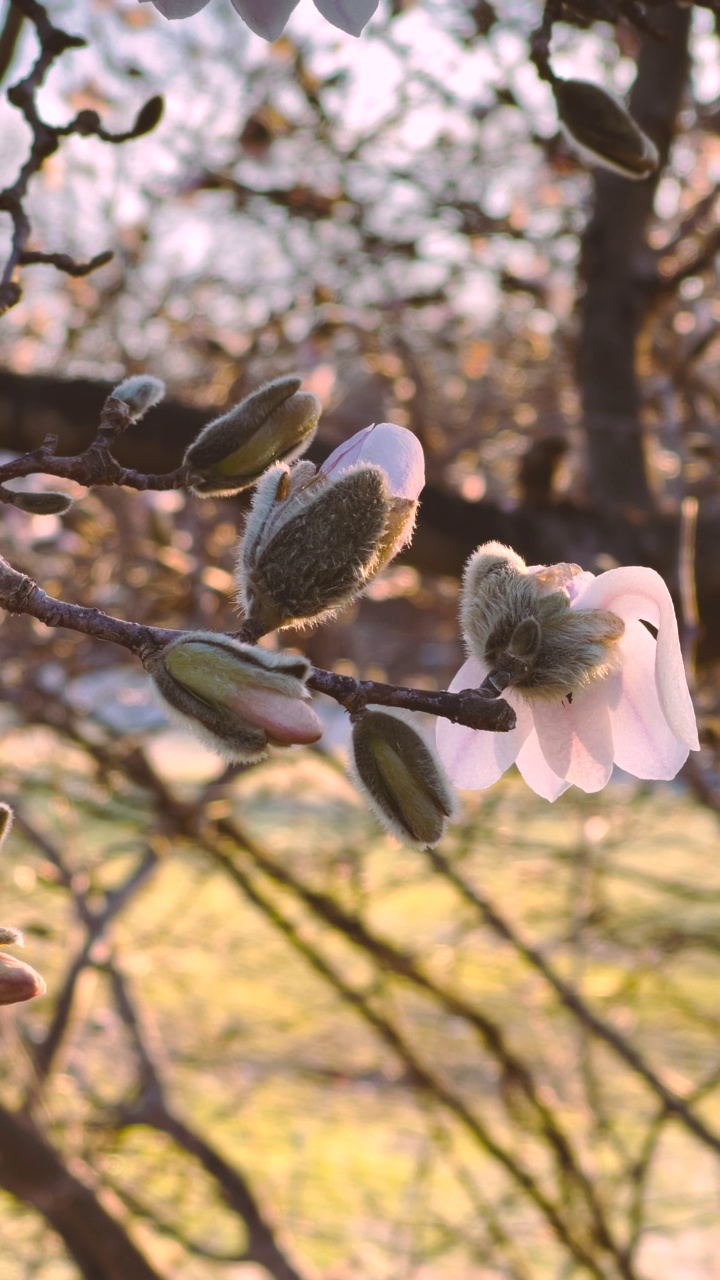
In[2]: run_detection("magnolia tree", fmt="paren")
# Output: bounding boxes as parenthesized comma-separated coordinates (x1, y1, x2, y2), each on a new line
(0, 2, 717, 1278)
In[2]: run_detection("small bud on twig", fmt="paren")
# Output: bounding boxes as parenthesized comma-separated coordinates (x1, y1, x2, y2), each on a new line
(552, 78, 659, 180)
(146, 632, 323, 761)
(132, 95, 164, 137)
(185, 377, 321, 497)
(112, 375, 166, 421)
(350, 707, 457, 848)
(3, 489, 73, 515)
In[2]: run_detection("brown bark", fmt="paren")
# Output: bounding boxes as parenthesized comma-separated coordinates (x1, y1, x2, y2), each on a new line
(0, 1103, 167, 1280)
(577, 8, 692, 520)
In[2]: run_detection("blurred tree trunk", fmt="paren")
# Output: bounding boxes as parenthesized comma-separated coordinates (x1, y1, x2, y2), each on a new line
(577, 7, 692, 526)
(0, 1104, 167, 1280)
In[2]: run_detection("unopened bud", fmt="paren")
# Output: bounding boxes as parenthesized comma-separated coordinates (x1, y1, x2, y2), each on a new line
(112, 375, 166, 420)
(185, 376, 321, 497)
(552, 78, 659, 180)
(350, 708, 456, 848)
(146, 632, 323, 762)
(0, 952, 46, 1005)
(7, 490, 73, 515)
(132, 95, 164, 137)
(237, 463, 391, 633)
(0, 803, 13, 851)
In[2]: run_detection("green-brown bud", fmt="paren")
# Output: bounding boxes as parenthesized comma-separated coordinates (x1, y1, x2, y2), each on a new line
(6, 490, 73, 515)
(185, 376, 321, 497)
(350, 708, 456, 848)
(552, 78, 659, 180)
(112, 375, 166, 420)
(236, 463, 391, 633)
(146, 632, 322, 762)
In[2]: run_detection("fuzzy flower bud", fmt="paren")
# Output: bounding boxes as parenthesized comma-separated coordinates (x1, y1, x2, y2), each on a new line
(146, 632, 323, 761)
(236, 462, 392, 633)
(5, 490, 73, 515)
(350, 707, 456, 848)
(184, 376, 321, 497)
(112, 375, 166, 420)
(552, 78, 659, 180)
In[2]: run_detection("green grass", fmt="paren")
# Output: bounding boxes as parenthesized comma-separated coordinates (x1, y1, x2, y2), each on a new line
(2, 726, 720, 1278)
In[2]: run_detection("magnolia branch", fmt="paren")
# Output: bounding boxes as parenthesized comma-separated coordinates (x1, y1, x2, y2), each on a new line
(0, 554, 515, 732)
(0, 0, 163, 316)
(0, 396, 191, 492)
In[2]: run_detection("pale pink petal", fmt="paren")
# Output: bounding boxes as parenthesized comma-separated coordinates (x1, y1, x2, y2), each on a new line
(530, 683, 614, 793)
(515, 722, 572, 802)
(313, 0, 379, 35)
(228, 688, 323, 745)
(0, 953, 46, 1005)
(575, 565, 698, 749)
(229, 0, 299, 38)
(604, 623, 691, 779)
(321, 423, 425, 500)
(435, 657, 531, 789)
(148, 0, 211, 16)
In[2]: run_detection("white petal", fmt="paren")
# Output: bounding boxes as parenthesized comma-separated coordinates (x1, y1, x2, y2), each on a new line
(515, 721, 572, 802)
(435, 657, 528, 790)
(321, 423, 425, 500)
(230, 0, 299, 38)
(149, 0, 211, 16)
(575, 565, 698, 749)
(313, 0, 378, 35)
(604, 623, 690, 779)
(530, 684, 614, 793)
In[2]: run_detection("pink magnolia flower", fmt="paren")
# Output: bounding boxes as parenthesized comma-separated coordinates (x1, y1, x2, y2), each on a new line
(144, 0, 378, 39)
(436, 545, 699, 801)
(321, 422, 426, 504)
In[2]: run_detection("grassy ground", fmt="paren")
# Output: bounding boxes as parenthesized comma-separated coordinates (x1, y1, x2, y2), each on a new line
(2, 726, 720, 1279)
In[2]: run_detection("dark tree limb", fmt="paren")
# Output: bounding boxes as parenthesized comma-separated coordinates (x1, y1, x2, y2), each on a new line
(577, 7, 692, 520)
(0, 1, 163, 315)
(0, 556, 516, 731)
(106, 962, 311, 1280)
(0, 1103, 168, 1280)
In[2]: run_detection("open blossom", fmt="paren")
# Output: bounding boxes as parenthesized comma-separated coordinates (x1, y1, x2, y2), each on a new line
(144, 0, 378, 39)
(436, 544, 699, 801)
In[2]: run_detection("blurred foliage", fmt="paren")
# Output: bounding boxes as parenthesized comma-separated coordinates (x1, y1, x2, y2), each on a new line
(2, 2, 720, 507)
(2, 720, 720, 1278)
